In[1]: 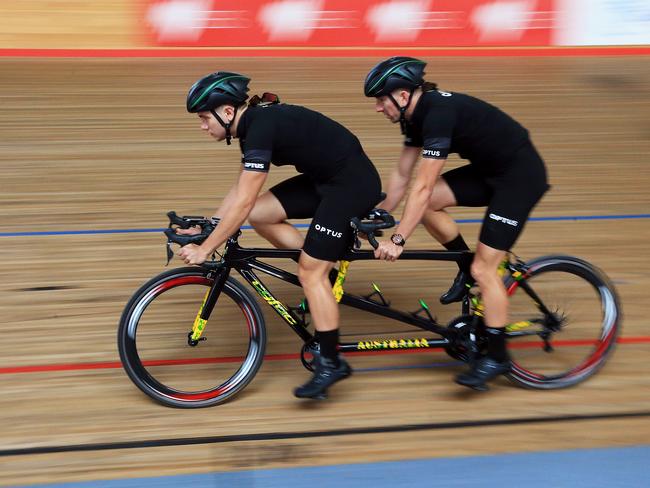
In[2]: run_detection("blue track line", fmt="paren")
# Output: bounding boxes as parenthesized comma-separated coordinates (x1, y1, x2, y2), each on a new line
(32, 445, 650, 488)
(1, 213, 648, 238)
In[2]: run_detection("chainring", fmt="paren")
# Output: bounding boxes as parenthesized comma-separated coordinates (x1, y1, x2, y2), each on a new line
(300, 340, 321, 371)
(444, 314, 487, 363)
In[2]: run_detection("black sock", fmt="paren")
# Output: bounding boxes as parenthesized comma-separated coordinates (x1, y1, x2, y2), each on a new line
(485, 326, 509, 362)
(443, 235, 470, 274)
(316, 330, 340, 366)
(442, 234, 470, 252)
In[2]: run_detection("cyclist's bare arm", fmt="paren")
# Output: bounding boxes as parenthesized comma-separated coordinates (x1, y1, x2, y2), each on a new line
(394, 158, 446, 240)
(378, 146, 420, 212)
(199, 169, 268, 254)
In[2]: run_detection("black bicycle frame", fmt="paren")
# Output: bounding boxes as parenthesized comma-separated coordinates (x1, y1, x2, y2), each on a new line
(199, 234, 475, 354)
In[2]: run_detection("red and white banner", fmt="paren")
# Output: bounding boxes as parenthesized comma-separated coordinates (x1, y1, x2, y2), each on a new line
(141, 0, 556, 47)
(554, 0, 650, 46)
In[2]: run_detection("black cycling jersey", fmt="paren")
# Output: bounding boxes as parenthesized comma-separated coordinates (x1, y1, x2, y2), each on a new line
(235, 102, 381, 262)
(404, 89, 530, 174)
(237, 104, 365, 181)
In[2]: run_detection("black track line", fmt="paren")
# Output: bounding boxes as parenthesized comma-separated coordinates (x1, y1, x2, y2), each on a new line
(2, 410, 649, 457)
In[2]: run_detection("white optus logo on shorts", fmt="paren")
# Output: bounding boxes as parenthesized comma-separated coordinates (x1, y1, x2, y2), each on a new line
(489, 213, 519, 227)
(244, 161, 266, 170)
(315, 224, 343, 238)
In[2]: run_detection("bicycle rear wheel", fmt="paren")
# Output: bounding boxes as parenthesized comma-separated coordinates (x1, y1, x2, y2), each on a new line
(118, 267, 266, 407)
(504, 255, 621, 389)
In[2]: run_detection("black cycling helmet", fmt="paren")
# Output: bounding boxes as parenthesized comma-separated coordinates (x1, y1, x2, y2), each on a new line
(186, 71, 251, 145)
(364, 57, 426, 135)
(363, 56, 426, 98)
(186, 71, 250, 113)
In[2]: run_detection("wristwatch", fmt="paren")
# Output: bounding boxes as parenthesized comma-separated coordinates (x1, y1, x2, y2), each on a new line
(390, 233, 406, 246)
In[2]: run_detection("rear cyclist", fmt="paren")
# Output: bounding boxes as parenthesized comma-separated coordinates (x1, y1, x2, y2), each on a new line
(364, 57, 550, 390)
(179, 71, 382, 399)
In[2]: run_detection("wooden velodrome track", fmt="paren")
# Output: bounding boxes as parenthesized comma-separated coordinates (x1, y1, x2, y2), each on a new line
(1, 56, 649, 485)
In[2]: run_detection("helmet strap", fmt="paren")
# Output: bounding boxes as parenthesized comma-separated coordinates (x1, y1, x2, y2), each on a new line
(388, 87, 416, 135)
(210, 106, 239, 145)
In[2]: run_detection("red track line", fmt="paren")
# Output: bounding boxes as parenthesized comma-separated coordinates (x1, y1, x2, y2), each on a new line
(1, 46, 650, 58)
(1, 336, 648, 375)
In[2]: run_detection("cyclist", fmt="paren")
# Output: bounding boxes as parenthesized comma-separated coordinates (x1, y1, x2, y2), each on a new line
(364, 57, 550, 390)
(179, 71, 382, 399)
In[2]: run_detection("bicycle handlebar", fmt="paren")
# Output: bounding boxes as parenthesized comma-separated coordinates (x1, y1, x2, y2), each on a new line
(164, 206, 395, 255)
(165, 211, 218, 247)
(350, 208, 395, 250)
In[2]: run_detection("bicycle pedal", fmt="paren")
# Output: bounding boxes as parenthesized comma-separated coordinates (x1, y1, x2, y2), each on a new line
(289, 300, 310, 326)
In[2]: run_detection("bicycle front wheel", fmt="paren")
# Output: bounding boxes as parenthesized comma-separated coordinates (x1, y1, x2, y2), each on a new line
(504, 255, 621, 389)
(118, 267, 266, 408)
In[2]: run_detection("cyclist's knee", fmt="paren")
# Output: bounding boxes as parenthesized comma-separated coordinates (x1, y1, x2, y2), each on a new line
(298, 254, 331, 285)
(249, 193, 286, 228)
(298, 265, 325, 287)
(428, 199, 448, 212)
(250, 210, 287, 231)
(428, 179, 456, 210)
(470, 258, 497, 285)
(248, 206, 272, 227)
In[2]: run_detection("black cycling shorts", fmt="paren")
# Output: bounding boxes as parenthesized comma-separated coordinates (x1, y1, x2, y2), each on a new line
(269, 153, 382, 262)
(443, 141, 550, 251)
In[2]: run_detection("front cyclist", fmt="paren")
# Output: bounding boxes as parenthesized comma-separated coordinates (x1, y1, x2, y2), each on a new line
(179, 71, 382, 399)
(364, 57, 550, 390)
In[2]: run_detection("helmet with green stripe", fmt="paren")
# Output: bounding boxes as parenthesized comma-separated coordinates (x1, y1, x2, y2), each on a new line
(187, 71, 250, 145)
(186, 71, 250, 113)
(363, 57, 426, 98)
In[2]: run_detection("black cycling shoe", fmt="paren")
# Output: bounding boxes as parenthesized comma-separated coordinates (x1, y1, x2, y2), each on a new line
(440, 270, 473, 305)
(455, 356, 511, 391)
(294, 356, 352, 400)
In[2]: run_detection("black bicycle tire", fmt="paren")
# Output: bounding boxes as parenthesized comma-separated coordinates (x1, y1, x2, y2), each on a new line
(118, 267, 267, 408)
(503, 255, 621, 390)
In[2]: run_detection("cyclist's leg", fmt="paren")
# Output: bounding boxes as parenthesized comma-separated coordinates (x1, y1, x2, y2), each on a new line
(298, 252, 338, 333)
(294, 235, 349, 399)
(248, 174, 320, 249)
(427, 166, 492, 303)
(294, 156, 381, 399)
(294, 251, 351, 399)
(456, 143, 549, 390)
(422, 177, 458, 244)
(455, 242, 511, 390)
(472, 243, 508, 327)
(248, 191, 304, 249)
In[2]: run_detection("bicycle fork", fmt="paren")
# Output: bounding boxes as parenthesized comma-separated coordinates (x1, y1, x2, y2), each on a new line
(188, 268, 230, 346)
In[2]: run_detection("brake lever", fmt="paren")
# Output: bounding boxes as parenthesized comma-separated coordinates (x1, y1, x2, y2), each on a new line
(164, 213, 221, 265)
(167, 211, 211, 230)
(165, 241, 174, 266)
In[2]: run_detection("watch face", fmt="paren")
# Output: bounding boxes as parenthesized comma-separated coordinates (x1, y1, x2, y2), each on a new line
(391, 234, 405, 246)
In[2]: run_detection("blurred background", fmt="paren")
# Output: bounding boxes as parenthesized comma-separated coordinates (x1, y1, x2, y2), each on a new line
(1, 1, 649, 487)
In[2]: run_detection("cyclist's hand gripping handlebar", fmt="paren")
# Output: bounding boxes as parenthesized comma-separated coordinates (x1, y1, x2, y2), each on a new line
(350, 209, 395, 250)
(164, 211, 220, 264)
